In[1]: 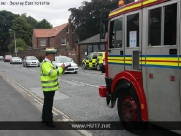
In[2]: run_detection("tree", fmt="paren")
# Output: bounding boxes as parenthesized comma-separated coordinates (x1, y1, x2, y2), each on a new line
(0, 10, 53, 51)
(21, 13, 38, 28)
(8, 38, 28, 52)
(10, 17, 33, 46)
(0, 10, 19, 51)
(36, 19, 52, 29)
(69, 0, 118, 41)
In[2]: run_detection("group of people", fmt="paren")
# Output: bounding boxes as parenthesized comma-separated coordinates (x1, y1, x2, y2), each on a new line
(40, 48, 70, 127)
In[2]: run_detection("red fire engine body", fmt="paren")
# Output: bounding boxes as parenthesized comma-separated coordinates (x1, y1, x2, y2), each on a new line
(99, 0, 181, 132)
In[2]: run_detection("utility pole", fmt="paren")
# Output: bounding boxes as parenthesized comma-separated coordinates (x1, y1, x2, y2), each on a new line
(9, 29, 17, 56)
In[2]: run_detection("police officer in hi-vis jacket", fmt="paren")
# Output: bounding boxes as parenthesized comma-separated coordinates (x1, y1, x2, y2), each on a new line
(40, 48, 70, 127)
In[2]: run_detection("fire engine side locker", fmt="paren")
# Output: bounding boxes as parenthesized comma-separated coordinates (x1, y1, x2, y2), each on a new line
(142, 0, 181, 121)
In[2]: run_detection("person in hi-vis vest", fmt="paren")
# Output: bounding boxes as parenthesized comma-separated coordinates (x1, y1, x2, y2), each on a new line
(40, 48, 70, 127)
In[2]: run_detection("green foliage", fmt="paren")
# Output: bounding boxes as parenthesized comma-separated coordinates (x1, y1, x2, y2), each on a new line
(0, 10, 19, 51)
(69, 0, 118, 41)
(36, 19, 52, 29)
(21, 13, 38, 28)
(8, 38, 28, 52)
(10, 17, 33, 46)
(0, 10, 52, 51)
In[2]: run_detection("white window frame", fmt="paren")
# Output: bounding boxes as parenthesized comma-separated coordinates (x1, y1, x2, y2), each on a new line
(41, 39, 46, 46)
(61, 38, 66, 45)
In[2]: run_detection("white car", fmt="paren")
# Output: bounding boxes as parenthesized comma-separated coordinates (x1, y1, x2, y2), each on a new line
(52, 56, 78, 73)
(10, 57, 22, 64)
(23, 56, 40, 67)
(0, 56, 4, 60)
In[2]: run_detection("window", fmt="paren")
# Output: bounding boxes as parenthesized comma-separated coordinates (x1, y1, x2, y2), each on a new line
(87, 54, 92, 59)
(41, 39, 46, 46)
(61, 38, 66, 45)
(100, 44, 106, 51)
(66, 28, 69, 33)
(109, 17, 123, 48)
(164, 4, 177, 45)
(148, 3, 177, 46)
(88, 45, 93, 55)
(127, 13, 139, 47)
(75, 38, 79, 44)
(93, 45, 98, 52)
(148, 8, 161, 46)
(92, 53, 97, 59)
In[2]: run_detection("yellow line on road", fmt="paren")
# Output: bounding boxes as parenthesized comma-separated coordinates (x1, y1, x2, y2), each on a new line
(0, 72, 92, 136)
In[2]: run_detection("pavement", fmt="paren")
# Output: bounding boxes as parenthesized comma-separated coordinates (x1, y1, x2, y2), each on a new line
(0, 74, 85, 136)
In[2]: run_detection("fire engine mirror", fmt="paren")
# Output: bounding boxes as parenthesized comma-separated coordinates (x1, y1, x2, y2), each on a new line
(100, 23, 106, 39)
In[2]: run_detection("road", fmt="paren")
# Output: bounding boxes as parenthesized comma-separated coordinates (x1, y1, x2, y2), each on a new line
(0, 61, 179, 136)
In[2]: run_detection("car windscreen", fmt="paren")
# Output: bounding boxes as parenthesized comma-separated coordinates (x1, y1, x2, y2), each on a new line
(27, 56, 37, 60)
(97, 53, 103, 56)
(6, 55, 12, 58)
(12, 57, 20, 59)
(55, 57, 72, 63)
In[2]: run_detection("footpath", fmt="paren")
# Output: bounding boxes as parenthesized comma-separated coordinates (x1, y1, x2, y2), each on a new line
(0, 75, 85, 136)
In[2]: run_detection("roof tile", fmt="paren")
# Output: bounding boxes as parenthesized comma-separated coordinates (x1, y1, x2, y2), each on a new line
(33, 23, 68, 38)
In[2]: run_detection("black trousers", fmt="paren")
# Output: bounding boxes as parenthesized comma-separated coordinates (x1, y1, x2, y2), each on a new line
(42, 91, 55, 122)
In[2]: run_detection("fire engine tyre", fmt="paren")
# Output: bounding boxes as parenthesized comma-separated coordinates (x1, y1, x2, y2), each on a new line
(117, 85, 145, 134)
(82, 63, 87, 69)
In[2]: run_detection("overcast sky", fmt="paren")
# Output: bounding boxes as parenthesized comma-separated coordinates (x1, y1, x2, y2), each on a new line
(1, 0, 91, 27)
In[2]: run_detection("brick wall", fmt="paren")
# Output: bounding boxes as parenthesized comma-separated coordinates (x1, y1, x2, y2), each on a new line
(1, 48, 77, 64)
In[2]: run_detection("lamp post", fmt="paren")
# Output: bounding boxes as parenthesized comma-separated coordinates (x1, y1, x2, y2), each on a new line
(9, 29, 17, 56)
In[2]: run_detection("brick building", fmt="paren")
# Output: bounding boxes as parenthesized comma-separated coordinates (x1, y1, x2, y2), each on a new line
(32, 17, 79, 50)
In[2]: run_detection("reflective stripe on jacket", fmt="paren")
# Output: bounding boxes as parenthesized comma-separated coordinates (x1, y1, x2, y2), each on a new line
(40, 60, 64, 92)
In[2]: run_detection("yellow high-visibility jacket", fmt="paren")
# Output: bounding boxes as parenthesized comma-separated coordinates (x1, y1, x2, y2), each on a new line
(40, 60, 64, 92)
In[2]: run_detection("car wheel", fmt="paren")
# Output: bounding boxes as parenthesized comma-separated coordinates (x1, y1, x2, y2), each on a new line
(96, 64, 101, 71)
(117, 85, 145, 134)
(82, 63, 87, 69)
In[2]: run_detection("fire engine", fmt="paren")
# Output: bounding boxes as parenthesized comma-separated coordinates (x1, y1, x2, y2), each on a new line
(99, 0, 180, 133)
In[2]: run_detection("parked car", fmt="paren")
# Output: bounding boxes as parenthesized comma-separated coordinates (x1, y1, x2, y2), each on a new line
(0, 56, 4, 60)
(4, 55, 12, 62)
(10, 57, 22, 64)
(82, 52, 105, 71)
(52, 56, 78, 73)
(22, 56, 40, 67)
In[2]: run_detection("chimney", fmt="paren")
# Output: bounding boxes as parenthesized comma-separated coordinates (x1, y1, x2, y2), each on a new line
(68, 15, 72, 24)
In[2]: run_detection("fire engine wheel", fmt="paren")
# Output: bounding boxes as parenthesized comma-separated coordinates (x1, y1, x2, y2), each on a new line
(117, 86, 145, 133)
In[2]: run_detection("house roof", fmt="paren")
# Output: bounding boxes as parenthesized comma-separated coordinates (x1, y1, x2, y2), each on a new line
(78, 33, 107, 44)
(33, 23, 68, 38)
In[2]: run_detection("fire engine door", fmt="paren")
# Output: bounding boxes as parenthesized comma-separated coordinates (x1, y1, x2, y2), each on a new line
(124, 11, 141, 72)
(143, 2, 180, 121)
(107, 11, 141, 78)
(108, 15, 125, 79)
